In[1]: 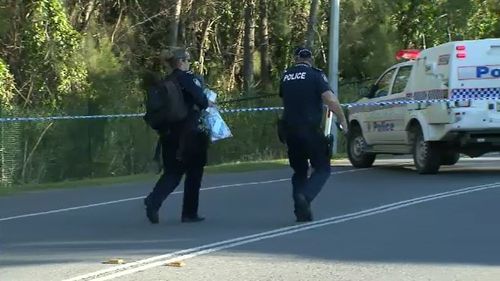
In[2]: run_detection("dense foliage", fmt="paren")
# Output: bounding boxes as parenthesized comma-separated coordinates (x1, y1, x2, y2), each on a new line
(0, 0, 498, 185)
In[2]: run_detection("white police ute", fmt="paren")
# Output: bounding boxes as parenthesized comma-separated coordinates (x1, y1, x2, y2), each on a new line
(347, 38, 500, 174)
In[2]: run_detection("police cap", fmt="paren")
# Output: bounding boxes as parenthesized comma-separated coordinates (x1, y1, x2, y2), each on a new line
(294, 47, 312, 59)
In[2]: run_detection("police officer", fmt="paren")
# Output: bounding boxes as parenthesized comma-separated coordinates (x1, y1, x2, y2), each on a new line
(144, 48, 213, 224)
(279, 47, 348, 222)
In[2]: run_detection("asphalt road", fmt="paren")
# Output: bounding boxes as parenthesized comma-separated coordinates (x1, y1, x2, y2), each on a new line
(1, 157, 500, 281)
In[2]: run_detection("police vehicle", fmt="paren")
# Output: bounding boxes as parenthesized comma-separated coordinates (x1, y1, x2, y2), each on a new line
(347, 38, 500, 174)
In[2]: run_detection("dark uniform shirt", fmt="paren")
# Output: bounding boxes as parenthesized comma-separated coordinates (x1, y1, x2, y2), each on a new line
(279, 63, 331, 128)
(172, 68, 208, 111)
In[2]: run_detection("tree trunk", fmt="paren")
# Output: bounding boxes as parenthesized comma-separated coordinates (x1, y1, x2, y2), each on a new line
(258, 0, 271, 91)
(228, 22, 244, 92)
(305, 0, 320, 49)
(82, 0, 97, 31)
(198, 18, 216, 75)
(168, 0, 183, 47)
(67, 0, 79, 27)
(4, 1, 24, 85)
(243, 0, 256, 94)
(178, 0, 195, 46)
(111, 8, 124, 43)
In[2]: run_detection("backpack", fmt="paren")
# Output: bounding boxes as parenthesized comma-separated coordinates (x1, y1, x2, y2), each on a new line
(143, 75, 189, 130)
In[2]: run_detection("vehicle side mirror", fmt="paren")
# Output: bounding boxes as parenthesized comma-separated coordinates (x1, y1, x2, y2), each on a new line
(358, 85, 378, 98)
(369, 84, 379, 98)
(358, 86, 370, 97)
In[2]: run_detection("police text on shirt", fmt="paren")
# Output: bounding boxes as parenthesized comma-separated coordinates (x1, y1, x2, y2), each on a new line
(283, 72, 307, 82)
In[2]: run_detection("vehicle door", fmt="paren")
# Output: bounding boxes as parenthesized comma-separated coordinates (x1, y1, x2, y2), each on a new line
(362, 67, 397, 144)
(382, 65, 413, 142)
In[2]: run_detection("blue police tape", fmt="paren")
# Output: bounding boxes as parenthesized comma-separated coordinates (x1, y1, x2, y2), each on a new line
(0, 97, 499, 123)
(220, 107, 284, 113)
(0, 107, 285, 123)
(0, 113, 145, 123)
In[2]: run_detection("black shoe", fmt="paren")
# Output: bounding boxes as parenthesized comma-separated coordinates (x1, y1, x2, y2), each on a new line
(295, 213, 313, 222)
(145, 198, 159, 224)
(146, 207, 159, 224)
(294, 194, 313, 222)
(181, 215, 205, 223)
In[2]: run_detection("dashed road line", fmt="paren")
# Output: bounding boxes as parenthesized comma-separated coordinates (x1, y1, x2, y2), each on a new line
(64, 181, 500, 281)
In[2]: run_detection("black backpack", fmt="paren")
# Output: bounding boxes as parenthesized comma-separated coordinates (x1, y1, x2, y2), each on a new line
(143, 75, 189, 130)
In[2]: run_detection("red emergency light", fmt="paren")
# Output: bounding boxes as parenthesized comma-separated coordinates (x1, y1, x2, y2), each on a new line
(456, 45, 467, 59)
(396, 49, 421, 60)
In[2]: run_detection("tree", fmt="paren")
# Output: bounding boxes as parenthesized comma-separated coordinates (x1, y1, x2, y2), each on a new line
(258, 0, 271, 91)
(0, 59, 14, 108)
(465, 0, 499, 39)
(0, 58, 17, 186)
(2, 0, 500, 185)
(17, 0, 88, 109)
(168, 0, 183, 46)
(305, 0, 320, 49)
(243, 0, 256, 94)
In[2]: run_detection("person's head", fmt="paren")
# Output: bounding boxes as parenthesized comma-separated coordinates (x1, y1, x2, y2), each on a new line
(294, 47, 313, 66)
(161, 48, 191, 71)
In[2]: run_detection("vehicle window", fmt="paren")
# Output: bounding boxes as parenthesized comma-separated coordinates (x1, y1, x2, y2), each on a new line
(373, 68, 396, 98)
(392, 66, 412, 94)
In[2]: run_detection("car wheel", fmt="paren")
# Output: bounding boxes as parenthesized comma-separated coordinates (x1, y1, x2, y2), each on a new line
(347, 127, 376, 168)
(412, 127, 440, 174)
(441, 150, 460, 166)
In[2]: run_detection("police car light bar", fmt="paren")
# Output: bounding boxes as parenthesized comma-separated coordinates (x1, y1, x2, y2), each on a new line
(396, 49, 421, 61)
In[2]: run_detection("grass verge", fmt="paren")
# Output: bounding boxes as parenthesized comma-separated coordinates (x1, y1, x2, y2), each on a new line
(0, 159, 289, 197)
(0, 155, 346, 197)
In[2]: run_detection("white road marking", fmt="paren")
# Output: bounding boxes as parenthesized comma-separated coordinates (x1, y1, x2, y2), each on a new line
(64, 182, 500, 281)
(0, 169, 366, 222)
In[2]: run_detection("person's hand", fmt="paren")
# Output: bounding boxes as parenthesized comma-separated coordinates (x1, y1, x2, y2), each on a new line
(341, 120, 349, 135)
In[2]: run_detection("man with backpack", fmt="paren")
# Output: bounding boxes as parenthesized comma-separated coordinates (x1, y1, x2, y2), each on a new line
(143, 48, 212, 224)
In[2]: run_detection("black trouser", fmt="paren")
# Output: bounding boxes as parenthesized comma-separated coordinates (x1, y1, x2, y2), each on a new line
(286, 127, 331, 207)
(147, 129, 208, 217)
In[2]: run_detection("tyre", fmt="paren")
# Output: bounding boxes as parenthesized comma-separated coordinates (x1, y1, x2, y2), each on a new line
(441, 150, 460, 165)
(347, 127, 376, 168)
(412, 126, 441, 174)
